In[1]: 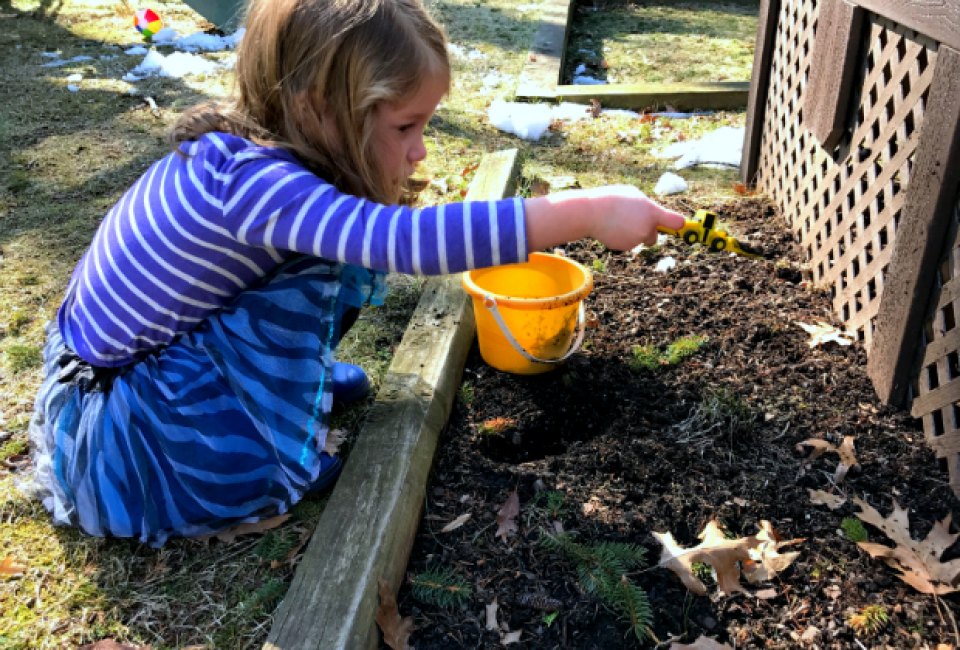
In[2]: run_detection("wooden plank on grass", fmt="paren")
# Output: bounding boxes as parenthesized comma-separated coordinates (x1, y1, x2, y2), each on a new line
(515, 0, 575, 97)
(264, 149, 522, 650)
(867, 46, 960, 406)
(521, 81, 750, 111)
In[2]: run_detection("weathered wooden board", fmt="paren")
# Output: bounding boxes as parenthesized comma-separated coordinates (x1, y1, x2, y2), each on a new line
(523, 81, 750, 111)
(264, 149, 522, 650)
(867, 46, 960, 405)
(741, 0, 781, 185)
(803, 0, 865, 150)
(853, 0, 960, 51)
(515, 0, 749, 111)
(515, 0, 575, 98)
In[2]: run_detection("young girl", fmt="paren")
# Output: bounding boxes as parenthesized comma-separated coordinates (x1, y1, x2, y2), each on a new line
(27, 0, 684, 546)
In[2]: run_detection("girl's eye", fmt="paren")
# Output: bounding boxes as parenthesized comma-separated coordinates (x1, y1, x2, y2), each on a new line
(398, 123, 415, 133)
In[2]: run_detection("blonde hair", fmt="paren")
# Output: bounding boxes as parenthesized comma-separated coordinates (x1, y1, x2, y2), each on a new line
(171, 0, 450, 204)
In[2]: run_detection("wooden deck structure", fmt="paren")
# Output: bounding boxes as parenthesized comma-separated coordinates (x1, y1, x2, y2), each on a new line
(743, 0, 960, 493)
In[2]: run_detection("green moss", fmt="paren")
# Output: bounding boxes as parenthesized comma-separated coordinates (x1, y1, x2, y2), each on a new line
(841, 517, 869, 543)
(0, 439, 29, 461)
(4, 345, 41, 374)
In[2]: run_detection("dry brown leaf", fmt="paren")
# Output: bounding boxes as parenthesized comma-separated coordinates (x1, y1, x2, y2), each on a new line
(441, 513, 472, 533)
(807, 488, 846, 510)
(742, 521, 803, 584)
(797, 436, 859, 483)
(376, 578, 414, 650)
(853, 498, 960, 595)
(654, 520, 801, 595)
(323, 428, 347, 456)
(670, 636, 734, 649)
(589, 98, 602, 118)
(79, 641, 150, 650)
(528, 179, 551, 197)
(214, 513, 290, 543)
(485, 597, 499, 631)
(501, 629, 522, 645)
(796, 321, 855, 347)
(1, 556, 26, 578)
(495, 489, 520, 542)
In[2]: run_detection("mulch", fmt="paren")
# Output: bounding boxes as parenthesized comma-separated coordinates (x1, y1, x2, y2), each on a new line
(397, 196, 960, 648)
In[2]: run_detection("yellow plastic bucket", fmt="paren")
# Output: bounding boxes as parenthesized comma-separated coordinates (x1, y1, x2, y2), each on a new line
(462, 252, 593, 375)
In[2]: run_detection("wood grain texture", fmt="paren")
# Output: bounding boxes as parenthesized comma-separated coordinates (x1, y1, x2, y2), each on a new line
(515, 0, 575, 96)
(519, 81, 750, 111)
(742, 0, 781, 185)
(264, 149, 522, 650)
(853, 0, 960, 51)
(803, 0, 865, 150)
(867, 46, 960, 405)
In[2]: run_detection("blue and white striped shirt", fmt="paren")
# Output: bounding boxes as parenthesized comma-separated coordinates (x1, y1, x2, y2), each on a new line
(59, 132, 528, 367)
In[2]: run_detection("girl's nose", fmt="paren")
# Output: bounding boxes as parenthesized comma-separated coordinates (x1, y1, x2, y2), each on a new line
(409, 136, 427, 164)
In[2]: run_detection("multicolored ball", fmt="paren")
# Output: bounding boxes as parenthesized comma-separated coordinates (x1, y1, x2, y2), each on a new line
(134, 8, 163, 39)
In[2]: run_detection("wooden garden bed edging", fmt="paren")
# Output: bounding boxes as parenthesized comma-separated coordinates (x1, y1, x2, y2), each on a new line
(515, 0, 750, 111)
(264, 149, 522, 650)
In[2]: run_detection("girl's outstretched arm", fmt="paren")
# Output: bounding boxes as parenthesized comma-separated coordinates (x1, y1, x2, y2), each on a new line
(524, 185, 685, 252)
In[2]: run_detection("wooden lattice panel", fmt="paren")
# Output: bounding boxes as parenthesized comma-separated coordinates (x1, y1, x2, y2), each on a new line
(911, 200, 960, 494)
(755, 0, 938, 347)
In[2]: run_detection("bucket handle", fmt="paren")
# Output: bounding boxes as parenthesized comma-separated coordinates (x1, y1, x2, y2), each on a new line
(482, 294, 586, 365)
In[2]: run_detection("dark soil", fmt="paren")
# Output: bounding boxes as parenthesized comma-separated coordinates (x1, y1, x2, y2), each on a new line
(397, 197, 960, 649)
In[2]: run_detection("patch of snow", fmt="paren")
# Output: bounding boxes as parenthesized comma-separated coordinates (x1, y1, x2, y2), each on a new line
(654, 172, 688, 196)
(447, 43, 485, 60)
(174, 28, 244, 52)
(66, 84, 80, 93)
(488, 100, 553, 141)
(41, 55, 94, 68)
(572, 74, 605, 85)
(127, 49, 221, 79)
(655, 256, 677, 273)
(551, 102, 592, 122)
(149, 27, 178, 45)
(124, 45, 149, 56)
(481, 71, 507, 91)
(655, 126, 745, 170)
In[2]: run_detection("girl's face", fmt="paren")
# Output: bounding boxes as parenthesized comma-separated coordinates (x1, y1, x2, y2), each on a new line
(372, 71, 448, 187)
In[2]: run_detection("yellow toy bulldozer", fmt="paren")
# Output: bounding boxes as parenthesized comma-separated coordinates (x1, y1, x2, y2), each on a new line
(658, 209, 762, 258)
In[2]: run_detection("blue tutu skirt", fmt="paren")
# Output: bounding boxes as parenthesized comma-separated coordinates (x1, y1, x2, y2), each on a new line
(27, 257, 358, 546)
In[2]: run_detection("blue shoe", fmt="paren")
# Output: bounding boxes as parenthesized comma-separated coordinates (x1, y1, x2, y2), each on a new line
(308, 452, 343, 494)
(332, 362, 370, 405)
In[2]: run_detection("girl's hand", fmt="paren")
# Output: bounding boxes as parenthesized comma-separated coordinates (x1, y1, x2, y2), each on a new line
(584, 185, 685, 250)
(523, 185, 686, 252)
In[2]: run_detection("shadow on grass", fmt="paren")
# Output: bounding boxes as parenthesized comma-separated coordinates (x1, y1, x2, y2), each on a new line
(0, 2, 217, 252)
(562, 0, 759, 85)
(432, 0, 540, 54)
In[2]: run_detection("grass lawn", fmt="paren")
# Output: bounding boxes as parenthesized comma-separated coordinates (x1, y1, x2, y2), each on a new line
(564, 0, 759, 84)
(0, 1, 749, 647)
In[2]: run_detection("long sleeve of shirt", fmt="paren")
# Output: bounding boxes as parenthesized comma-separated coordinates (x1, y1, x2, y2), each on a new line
(59, 132, 528, 366)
